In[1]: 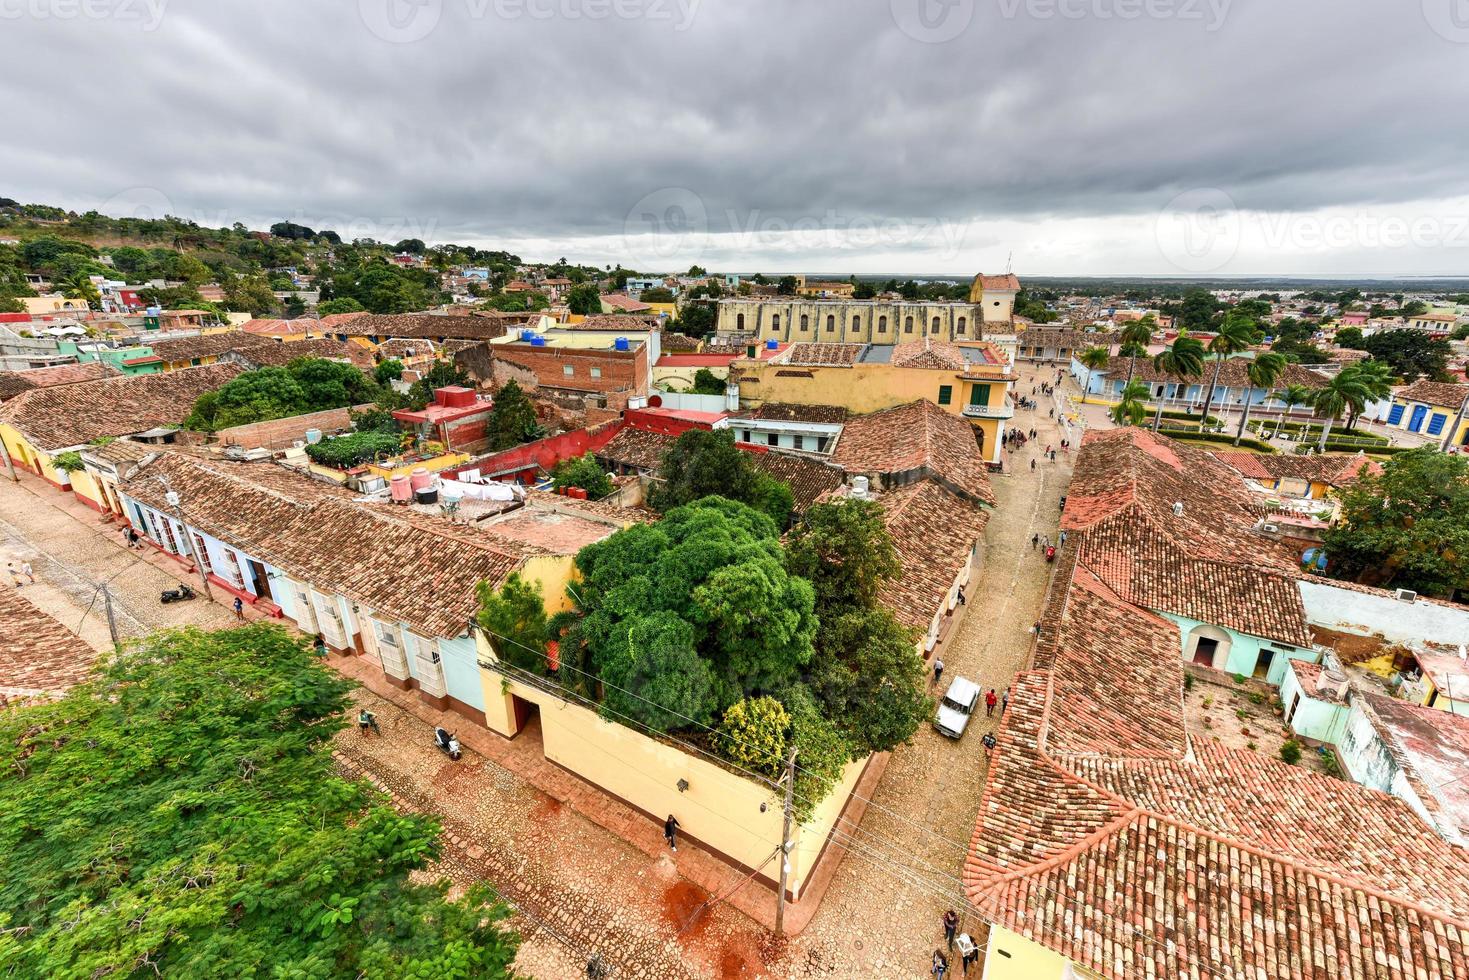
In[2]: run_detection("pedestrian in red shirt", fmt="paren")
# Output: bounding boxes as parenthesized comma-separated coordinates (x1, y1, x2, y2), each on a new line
(984, 689, 998, 717)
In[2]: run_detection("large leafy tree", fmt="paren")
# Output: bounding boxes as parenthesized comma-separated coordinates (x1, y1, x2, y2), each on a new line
(650, 428, 792, 527)
(566, 283, 602, 316)
(786, 499, 900, 618)
(562, 497, 817, 723)
(0, 625, 520, 978)
(476, 572, 550, 673)
(485, 379, 540, 451)
(551, 453, 614, 499)
(1359, 329, 1452, 382)
(1311, 366, 1372, 451)
(185, 358, 383, 430)
(1323, 448, 1469, 595)
(1196, 312, 1262, 426)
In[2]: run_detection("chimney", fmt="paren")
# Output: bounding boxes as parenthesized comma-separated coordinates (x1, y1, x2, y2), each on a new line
(1315, 666, 1349, 701)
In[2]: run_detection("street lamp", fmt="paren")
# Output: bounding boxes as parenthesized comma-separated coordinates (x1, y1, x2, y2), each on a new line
(161, 485, 214, 601)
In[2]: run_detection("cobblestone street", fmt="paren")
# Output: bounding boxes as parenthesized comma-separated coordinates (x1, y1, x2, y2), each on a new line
(1, 371, 1081, 978)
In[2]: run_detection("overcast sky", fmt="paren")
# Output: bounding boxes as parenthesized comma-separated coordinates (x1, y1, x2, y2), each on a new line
(3, 0, 1468, 276)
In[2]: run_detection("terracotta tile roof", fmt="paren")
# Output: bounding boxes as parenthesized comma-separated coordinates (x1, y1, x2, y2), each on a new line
(0, 585, 96, 699)
(564, 314, 661, 331)
(777, 343, 864, 367)
(874, 479, 988, 630)
(228, 337, 372, 370)
(147, 331, 273, 362)
(746, 451, 846, 513)
(375, 338, 439, 360)
(830, 400, 995, 506)
(1097, 354, 1329, 389)
(889, 339, 966, 370)
(241, 317, 305, 337)
(1016, 327, 1116, 351)
(119, 453, 527, 638)
(1398, 379, 1469, 410)
(84, 437, 157, 466)
(977, 273, 1020, 292)
(1210, 449, 1380, 487)
(659, 332, 701, 353)
(0, 363, 242, 450)
(331, 314, 518, 341)
(732, 403, 847, 424)
(596, 426, 673, 472)
(0, 361, 119, 402)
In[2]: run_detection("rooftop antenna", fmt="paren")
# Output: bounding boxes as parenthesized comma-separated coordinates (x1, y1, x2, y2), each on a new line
(1004, 251, 1013, 275)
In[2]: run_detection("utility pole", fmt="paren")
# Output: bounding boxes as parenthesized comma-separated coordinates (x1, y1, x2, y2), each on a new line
(775, 747, 799, 936)
(101, 584, 121, 652)
(164, 490, 214, 601)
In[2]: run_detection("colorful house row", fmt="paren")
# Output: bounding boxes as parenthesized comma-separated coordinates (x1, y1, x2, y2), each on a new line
(1380, 379, 1469, 448)
(1073, 353, 1329, 411)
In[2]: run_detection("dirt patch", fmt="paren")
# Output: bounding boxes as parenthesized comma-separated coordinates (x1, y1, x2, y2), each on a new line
(531, 795, 563, 821)
(1183, 669, 1335, 776)
(662, 878, 713, 940)
(719, 938, 765, 978)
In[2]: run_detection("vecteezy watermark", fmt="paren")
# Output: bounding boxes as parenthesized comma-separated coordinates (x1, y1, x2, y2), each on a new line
(995, 0, 1231, 30)
(359, 0, 699, 43)
(621, 187, 710, 270)
(100, 187, 179, 224)
(0, 0, 167, 30)
(722, 209, 972, 262)
(1421, 0, 1469, 42)
(1156, 188, 1469, 273)
(1155, 187, 1241, 273)
(890, 0, 974, 43)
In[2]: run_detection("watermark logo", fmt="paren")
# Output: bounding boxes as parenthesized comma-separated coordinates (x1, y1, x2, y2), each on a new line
(1155, 187, 1240, 273)
(890, 0, 974, 42)
(359, 0, 442, 43)
(995, 0, 1232, 30)
(0, 0, 168, 30)
(622, 187, 709, 269)
(1422, 0, 1469, 42)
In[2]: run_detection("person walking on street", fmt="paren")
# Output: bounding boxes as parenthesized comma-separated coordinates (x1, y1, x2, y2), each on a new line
(956, 585, 966, 606)
(1030, 457, 1036, 471)
(932, 950, 949, 980)
(957, 934, 979, 975)
(985, 689, 998, 716)
(663, 814, 680, 852)
(933, 658, 945, 685)
(1001, 687, 1009, 716)
(357, 708, 377, 735)
(1031, 533, 1039, 550)
(7, 563, 22, 588)
(233, 596, 244, 620)
(981, 732, 997, 754)
(20, 561, 34, 584)
(943, 910, 959, 950)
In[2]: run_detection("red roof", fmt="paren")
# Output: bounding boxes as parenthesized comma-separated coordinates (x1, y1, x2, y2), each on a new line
(656, 354, 738, 367)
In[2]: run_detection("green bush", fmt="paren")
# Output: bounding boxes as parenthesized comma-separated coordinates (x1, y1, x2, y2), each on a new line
(305, 431, 402, 469)
(1279, 739, 1302, 765)
(717, 696, 791, 779)
(551, 453, 614, 500)
(1159, 430, 1276, 453)
(1232, 672, 1248, 684)
(51, 450, 85, 473)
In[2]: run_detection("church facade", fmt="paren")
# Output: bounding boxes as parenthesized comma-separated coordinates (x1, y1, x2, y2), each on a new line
(714, 273, 1020, 345)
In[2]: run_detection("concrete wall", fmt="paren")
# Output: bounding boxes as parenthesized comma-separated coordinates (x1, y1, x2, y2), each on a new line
(1280, 668, 1349, 743)
(1299, 579, 1469, 648)
(476, 635, 866, 900)
(212, 403, 371, 451)
(1166, 612, 1318, 686)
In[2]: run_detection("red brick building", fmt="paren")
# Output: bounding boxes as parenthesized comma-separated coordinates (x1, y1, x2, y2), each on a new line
(486, 339, 650, 398)
(392, 386, 494, 453)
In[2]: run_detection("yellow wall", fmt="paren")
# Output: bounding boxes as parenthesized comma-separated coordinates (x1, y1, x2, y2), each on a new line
(652, 363, 729, 389)
(0, 423, 109, 508)
(981, 926, 1076, 980)
(520, 554, 578, 615)
(363, 451, 472, 480)
(476, 634, 865, 897)
(644, 302, 677, 318)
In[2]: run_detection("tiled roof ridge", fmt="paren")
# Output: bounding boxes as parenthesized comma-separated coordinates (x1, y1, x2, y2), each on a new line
(1019, 684, 1469, 929)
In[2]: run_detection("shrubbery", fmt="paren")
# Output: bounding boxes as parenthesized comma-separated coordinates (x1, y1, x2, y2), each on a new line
(551, 453, 614, 499)
(305, 430, 401, 468)
(1159, 429, 1276, 453)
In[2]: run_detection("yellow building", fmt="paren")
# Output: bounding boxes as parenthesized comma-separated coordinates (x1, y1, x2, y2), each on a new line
(794, 274, 855, 298)
(731, 339, 1015, 463)
(22, 294, 90, 315)
(145, 331, 276, 372)
(1382, 379, 1469, 449)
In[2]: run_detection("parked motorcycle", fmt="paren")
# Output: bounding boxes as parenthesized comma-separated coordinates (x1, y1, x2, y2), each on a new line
(160, 583, 197, 604)
(434, 727, 461, 761)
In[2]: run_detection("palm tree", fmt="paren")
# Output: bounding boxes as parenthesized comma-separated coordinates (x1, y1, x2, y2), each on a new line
(1119, 316, 1156, 385)
(1312, 368, 1373, 452)
(1197, 313, 1263, 428)
(1110, 381, 1150, 427)
(1233, 353, 1288, 445)
(1150, 334, 1206, 431)
(1343, 359, 1393, 431)
(1078, 346, 1110, 405)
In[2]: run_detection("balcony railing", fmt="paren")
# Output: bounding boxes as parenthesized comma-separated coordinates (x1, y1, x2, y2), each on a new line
(962, 399, 1015, 420)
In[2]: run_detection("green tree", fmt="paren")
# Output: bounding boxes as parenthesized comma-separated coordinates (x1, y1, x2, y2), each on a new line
(486, 379, 539, 450)
(717, 696, 791, 778)
(1323, 448, 1469, 595)
(1360, 330, 1452, 381)
(650, 428, 792, 527)
(1233, 353, 1287, 445)
(1311, 366, 1372, 451)
(1334, 326, 1365, 348)
(375, 358, 405, 385)
(222, 272, 278, 315)
(566, 283, 602, 316)
(640, 287, 675, 303)
(1077, 346, 1111, 405)
(1110, 380, 1149, 427)
(318, 296, 366, 316)
(1197, 313, 1262, 426)
(807, 607, 930, 754)
(598, 611, 718, 732)
(852, 279, 877, 300)
(1150, 334, 1205, 430)
(786, 499, 900, 618)
(0, 624, 520, 977)
(476, 572, 550, 674)
(1118, 316, 1155, 385)
(1173, 287, 1221, 332)
(690, 368, 725, 395)
(551, 453, 614, 499)
(777, 275, 798, 296)
(672, 303, 716, 338)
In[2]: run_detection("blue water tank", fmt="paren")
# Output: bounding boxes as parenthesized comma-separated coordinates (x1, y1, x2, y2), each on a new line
(614, 336, 629, 351)
(766, 339, 778, 350)
(530, 336, 547, 347)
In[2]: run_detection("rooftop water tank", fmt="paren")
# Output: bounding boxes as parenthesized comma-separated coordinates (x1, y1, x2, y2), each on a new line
(415, 486, 438, 505)
(766, 339, 778, 350)
(390, 474, 413, 504)
(852, 476, 870, 498)
(304, 428, 323, 444)
(530, 336, 548, 347)
(410, 467, 433, 492)
(614, 336, 630, 351)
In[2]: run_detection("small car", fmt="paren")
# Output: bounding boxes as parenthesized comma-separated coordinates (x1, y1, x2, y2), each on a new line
(933, 676, 980, 739)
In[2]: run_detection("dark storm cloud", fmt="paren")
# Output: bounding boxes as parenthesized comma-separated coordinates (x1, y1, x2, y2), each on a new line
(1, 0, 1466, 271)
